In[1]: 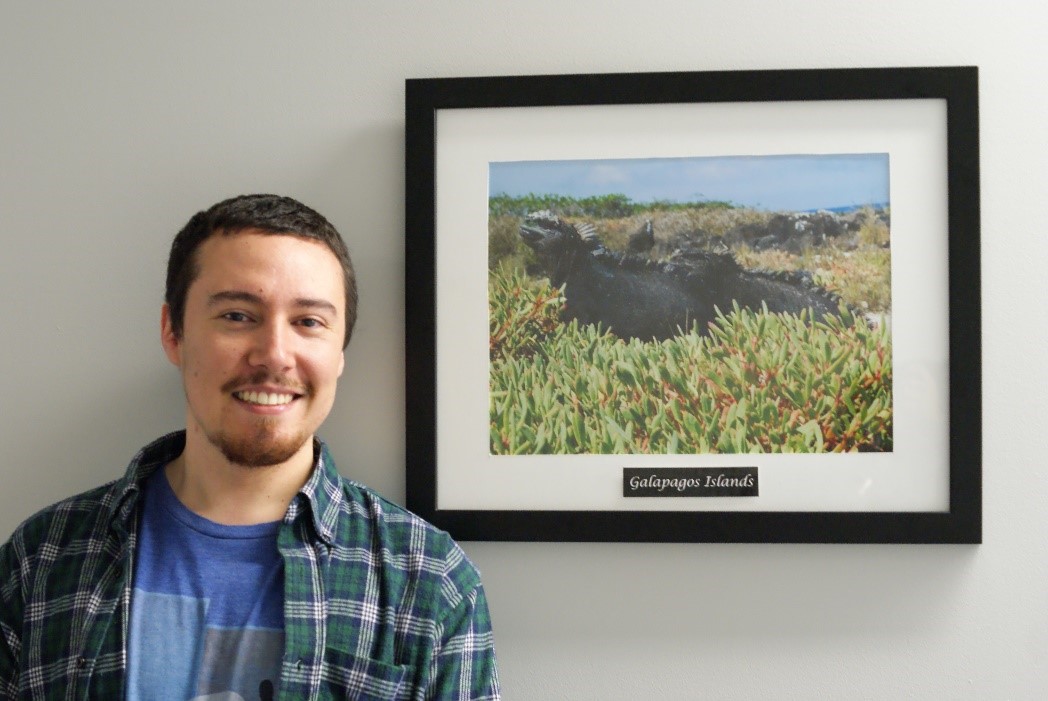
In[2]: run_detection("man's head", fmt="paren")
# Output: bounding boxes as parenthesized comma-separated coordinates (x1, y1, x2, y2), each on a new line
(161, 195, 355, 468)
(166, 194, 357, 348)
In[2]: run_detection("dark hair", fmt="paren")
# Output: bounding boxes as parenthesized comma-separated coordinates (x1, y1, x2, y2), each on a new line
(165, 194, 358, 348)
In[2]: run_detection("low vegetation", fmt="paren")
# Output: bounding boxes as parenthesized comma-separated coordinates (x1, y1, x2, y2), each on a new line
(488, 194, 894, 455)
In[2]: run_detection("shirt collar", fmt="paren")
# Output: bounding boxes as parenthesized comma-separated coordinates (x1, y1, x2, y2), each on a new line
(107, 430, 343, 546)
(106, 430, 185, 533)
(292, 437, 343, 547)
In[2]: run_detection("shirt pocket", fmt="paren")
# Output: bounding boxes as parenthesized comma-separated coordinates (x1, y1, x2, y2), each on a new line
(320, 646, 411, 700)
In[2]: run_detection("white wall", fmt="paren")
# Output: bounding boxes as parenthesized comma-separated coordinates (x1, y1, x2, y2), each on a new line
(1, 1, 1044, 698)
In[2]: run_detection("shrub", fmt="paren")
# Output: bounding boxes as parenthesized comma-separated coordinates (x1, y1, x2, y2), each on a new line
(488, 192, 734, 220)
(489, 263, 565, 362)
(736, 244, 892, 313)
(489, 267, 892, 455)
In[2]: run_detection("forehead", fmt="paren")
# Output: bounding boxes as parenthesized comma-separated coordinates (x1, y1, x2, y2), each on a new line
(190, 230, 344, 309)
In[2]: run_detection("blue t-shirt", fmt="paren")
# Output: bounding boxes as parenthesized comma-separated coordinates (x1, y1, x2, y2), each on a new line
(127, 469, 284, 701)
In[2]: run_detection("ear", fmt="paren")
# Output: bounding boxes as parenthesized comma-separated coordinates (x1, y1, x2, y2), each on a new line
(337, 350, 345, 378)
(160, 303, 183, 367)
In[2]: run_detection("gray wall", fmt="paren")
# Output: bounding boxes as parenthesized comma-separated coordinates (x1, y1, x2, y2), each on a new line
(1, 2, 1044, 698)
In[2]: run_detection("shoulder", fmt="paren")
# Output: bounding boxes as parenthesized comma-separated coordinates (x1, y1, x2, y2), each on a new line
(333, 476, 483, 607)
(0, 480, 122, 605)
(2, 480, 121, 559)
(3, 431, 183, 558)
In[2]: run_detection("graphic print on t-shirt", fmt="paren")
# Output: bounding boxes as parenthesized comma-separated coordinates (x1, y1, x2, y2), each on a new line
(127, 470, 285, 701)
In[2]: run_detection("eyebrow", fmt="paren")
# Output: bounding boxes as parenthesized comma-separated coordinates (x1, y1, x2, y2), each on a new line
(207, 290, 339, 316)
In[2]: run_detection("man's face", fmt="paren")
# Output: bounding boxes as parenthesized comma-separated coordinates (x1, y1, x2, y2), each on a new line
(161, 230, 346, 468)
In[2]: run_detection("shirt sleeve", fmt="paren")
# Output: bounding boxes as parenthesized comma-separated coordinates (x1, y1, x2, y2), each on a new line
(427, 582, 500, 701)
(0, 536, 24, 699)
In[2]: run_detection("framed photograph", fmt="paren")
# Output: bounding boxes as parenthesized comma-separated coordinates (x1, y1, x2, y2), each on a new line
(404, 67, 980, 543)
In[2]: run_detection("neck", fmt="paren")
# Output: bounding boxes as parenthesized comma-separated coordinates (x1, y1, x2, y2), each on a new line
(552, 248, 578, 288)
(165, 429, 315, 526)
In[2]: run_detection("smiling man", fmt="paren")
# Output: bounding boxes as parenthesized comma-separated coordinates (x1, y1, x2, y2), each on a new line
(0, 195, 500, 700)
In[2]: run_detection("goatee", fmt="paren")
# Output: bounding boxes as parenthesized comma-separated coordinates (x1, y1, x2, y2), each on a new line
(211, 371, 313, 467)
(209, 417, 311, 468)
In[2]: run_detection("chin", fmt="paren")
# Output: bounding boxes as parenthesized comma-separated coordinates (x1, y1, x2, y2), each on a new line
(211, 423, 312, 468)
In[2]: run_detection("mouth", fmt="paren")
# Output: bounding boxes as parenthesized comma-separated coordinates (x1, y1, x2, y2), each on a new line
(519, 225, 545, 244)
(232, 390, 301, 407)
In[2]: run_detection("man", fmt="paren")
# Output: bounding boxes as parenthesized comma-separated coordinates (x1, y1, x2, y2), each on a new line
(0, 195, 500, 700)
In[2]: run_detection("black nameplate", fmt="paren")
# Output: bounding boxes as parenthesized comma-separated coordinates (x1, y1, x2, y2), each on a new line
(623, 467, 759, 497)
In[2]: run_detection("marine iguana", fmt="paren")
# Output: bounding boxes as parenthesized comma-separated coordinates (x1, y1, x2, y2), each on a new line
(518, 210, 845, 341)
(627, 219, 655, 253)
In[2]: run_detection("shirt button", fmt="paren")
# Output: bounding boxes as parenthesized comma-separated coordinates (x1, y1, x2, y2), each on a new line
(296, 659, 303, 670)
(76, 656, 87, 669)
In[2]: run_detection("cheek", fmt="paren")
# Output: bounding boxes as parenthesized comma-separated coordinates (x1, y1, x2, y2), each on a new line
(180, 342, 236, 387)
(307, 352, 345, 387)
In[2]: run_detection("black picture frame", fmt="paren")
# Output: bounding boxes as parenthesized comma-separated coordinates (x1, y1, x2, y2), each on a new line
(405, 66, 981, 543)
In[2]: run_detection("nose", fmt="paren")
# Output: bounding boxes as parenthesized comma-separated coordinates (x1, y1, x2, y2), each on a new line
(248, 320, 294, 371)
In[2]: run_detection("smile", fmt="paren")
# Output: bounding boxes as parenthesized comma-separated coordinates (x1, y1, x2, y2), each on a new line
(233, 390, 297, 406)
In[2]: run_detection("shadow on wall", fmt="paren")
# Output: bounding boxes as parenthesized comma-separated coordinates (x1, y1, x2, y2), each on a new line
(1, 361, 183, 537)
(467, 541, 978, 641)
(301, 121, 408, 501)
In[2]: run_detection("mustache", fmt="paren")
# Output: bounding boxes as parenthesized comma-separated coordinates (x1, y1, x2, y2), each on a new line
(221, 370, 310, 396)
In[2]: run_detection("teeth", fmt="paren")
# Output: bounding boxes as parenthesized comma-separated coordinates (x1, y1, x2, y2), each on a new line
(235, 391, 294, 406)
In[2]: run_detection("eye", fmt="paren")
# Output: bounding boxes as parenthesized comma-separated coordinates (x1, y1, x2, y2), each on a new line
(221, 311, 252, 323)
(297, 317, 324, 329)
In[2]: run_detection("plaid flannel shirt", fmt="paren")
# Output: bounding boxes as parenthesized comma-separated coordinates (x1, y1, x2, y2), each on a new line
(0, 432, 500, 700)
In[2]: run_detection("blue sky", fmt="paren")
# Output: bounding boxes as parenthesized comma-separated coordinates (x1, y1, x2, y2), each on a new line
(489, 153, 889, 212)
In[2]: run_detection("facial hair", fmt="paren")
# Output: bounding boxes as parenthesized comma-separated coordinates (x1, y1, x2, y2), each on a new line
(208, 416, 311, 468)
(210, 371, 313, 468)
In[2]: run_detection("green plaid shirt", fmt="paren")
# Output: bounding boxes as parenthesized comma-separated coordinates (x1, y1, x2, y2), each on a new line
(0, 432, 500, 700)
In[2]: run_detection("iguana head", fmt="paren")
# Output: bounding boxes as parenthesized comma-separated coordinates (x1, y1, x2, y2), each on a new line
(518, 211, 598, 286)
(519, 210, 585, 257)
